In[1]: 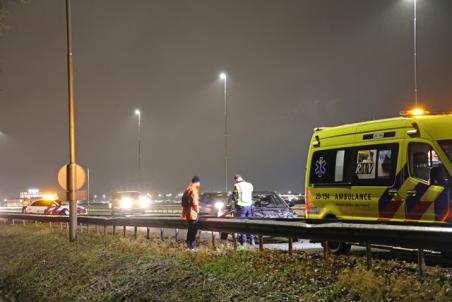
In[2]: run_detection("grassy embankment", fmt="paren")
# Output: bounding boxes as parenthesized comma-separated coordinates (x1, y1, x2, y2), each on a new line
(0, 225, 451, 301)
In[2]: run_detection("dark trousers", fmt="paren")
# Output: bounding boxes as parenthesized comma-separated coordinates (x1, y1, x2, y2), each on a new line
(237, 206, 255, 244)
(186, 219, 199, 249)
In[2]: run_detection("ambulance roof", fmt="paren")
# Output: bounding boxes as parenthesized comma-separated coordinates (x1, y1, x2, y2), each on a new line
(314, 114, 452, 141)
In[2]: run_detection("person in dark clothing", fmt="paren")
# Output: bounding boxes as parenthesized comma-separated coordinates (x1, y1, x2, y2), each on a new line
(181, 176, 201, 250)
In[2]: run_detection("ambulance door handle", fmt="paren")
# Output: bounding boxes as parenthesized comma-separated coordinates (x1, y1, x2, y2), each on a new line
(406, 190, 417, 197)
(388, 189, 398, 197)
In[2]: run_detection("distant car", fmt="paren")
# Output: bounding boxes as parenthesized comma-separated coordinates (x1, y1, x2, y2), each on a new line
(111, 191, 151, 214)
(199, 192, 230, 217)
(23, 199, 87, 215)
(199, 191, 296, 219)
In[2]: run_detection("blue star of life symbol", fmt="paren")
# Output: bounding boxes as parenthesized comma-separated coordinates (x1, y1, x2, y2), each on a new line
(315, 157, 327, 177)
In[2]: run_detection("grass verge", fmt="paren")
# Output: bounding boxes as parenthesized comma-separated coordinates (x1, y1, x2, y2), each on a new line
(0, 225, 451, 301)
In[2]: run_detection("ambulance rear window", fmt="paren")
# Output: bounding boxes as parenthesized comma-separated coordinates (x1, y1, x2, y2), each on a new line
(310, 149, 351, 185)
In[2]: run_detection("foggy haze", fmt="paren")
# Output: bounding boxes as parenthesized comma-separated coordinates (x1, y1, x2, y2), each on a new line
(1, 0, 452, 198)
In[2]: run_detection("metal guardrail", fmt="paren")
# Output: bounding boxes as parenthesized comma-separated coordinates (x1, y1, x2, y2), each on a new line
(1, 213, 451, 276)
(1, 213, 452, 251)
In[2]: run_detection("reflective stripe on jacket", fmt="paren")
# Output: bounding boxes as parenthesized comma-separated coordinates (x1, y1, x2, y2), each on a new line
(233, 181, 254, 207)
(181, 183, 200, 220)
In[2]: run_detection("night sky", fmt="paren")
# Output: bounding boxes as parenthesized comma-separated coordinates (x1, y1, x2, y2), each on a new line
(1, 0, 452, 198)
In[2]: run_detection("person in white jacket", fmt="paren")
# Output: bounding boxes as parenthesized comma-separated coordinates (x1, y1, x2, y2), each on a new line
(232, 174, 255, 245)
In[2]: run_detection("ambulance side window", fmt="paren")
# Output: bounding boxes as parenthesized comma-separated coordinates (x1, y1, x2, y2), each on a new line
(352, 144, 398, 186)
(408, 143, 441, 182)
(335, 150, 346, 182)
(310, 149, 350, 185)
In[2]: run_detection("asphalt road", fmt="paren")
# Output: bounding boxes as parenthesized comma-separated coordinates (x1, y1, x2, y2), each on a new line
(0, 204, 305, 217)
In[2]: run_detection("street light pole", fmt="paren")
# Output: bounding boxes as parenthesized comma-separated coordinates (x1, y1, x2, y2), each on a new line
(65, 0, 77, 242)
(134, 109, 142, 185)
(219, 72, 228, 193)
(413, 0, 418, 106)
(87, 167, 90, 207)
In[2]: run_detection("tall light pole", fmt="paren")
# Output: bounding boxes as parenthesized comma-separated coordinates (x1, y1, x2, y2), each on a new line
(87, 167, 90, 207)
(65, 0, 78, 242)
(134, 109, 142, 179)
(410, 0, 418, 106)
(219, 72, 228, 192)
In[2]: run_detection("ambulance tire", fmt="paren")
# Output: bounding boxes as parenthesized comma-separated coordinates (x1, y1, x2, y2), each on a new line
(325, 241, 351, 255)
(322, 215, 351, 255)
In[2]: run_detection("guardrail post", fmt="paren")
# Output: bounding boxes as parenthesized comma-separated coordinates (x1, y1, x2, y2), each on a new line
(123, 225, 126, 237)
(258, 235, 264, 252)
(323, 241, 329, 259)
(49, 222, 52, 230)
(366, 243, 372, 270)
(11, 219, 15, 225)
(417, 249, 425, 277)
(113, 225, 116, 235)
(146, 227, 150, 239)
(211, 232, 216, 250)
(232, 233, 237, 251)
(79, 223, 82, 232)
(288, 237, 293, 256)
(60, 222, 63, 231)
(160, 228, 164, 241)
(175, 229, 179, 242)
(134, 226, 138, 239)
(86, 224, 89, 232)
(103, 225, 107, 235)
(22, 220, 26, 226)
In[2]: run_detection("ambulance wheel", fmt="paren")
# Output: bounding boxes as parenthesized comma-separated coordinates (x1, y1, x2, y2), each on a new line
(323, 241, 351, 255)
(321, 215, 351, 255)
(220, 233, 228, 240)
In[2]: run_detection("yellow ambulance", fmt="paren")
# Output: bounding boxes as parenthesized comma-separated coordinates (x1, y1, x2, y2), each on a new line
(305, 109, 452, 226)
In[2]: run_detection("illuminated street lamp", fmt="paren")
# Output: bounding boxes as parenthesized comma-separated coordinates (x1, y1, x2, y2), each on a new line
(219, 72, 228, 192)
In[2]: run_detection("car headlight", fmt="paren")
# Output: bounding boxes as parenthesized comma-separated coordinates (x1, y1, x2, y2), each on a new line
(120, 197, 133, 209)
(138, 196, 151, 209)
(214, 201, 224, 210)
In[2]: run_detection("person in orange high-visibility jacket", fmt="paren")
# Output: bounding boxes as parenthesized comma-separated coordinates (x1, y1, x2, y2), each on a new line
(181, 176, 201, 250)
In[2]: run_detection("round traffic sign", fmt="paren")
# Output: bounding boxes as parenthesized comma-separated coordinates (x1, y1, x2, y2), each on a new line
(57, 164, 86, 190)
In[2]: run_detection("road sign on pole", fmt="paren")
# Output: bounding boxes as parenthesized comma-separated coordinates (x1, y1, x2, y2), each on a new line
(57, 164, 86, 191)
